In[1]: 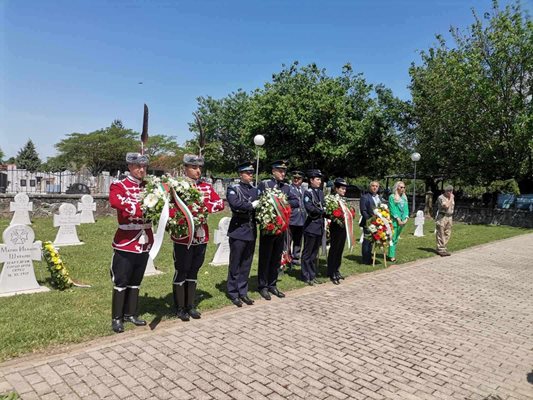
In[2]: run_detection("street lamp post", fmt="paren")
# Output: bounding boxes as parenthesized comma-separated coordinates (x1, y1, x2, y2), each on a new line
(253, 135, 265, 186)
(411, 152, 421, 214)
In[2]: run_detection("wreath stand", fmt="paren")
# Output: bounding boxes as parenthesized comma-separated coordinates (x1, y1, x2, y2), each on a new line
(372, 244, 388, 268)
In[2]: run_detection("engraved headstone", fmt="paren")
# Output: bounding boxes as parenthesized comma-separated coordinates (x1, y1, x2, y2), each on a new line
(210, 217, 231, 266)
(214, 179, 224, 198)
(77, 194, 96, 223)
(53, 203, 83, 246)
(414, 210, 425, 237)
(0, 224, 49, 296)
(9, 193, 33, 225)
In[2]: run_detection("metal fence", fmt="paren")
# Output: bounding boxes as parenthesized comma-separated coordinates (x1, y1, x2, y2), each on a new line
(0, 169, 113, 195)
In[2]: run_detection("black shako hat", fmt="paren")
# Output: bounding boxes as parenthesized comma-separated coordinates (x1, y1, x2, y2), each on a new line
(334, 178, 348, 187)
(306, 169, 323, 178)
(236, 161, 255, 173)
(271, 160, 288, 170)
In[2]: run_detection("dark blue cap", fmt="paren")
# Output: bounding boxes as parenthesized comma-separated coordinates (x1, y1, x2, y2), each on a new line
(306, 169, 322, 178)
(271, 160, 288, 170)
(291, 170, 304, 178)
(237, 161, 254, 173)
(334, 178, 348, 187)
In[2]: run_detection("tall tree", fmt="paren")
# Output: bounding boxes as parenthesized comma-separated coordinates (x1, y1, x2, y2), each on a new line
(0, 147, 4, 163)
(16, 140, 41, 172)
(409, 1, 533, 191)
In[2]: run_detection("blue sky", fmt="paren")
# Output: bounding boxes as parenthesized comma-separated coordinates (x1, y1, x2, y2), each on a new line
(1, 0, 530, 160)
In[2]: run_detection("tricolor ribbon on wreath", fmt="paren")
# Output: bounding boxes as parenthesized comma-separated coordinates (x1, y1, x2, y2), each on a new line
(339, 199, 355, 250)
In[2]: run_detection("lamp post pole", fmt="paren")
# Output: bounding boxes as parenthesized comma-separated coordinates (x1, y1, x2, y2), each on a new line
(411, 152, 421, 214)
(253, 135, 265, 186)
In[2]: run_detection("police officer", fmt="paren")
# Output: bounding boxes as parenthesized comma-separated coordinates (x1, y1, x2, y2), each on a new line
(287, 170, 306, 269)
(226, 161, 260, 307)
(109, 152, 154, 333)
(257, 160, 290, 300)
(301, 169, 326, 285)
(327, 178, 349, 284)
(171, 154, 224, 321)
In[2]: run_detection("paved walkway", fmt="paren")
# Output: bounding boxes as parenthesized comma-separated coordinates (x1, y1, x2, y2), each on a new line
(1, 234, 532, 400)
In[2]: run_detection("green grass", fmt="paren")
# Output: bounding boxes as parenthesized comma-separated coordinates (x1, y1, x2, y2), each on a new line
(0, 212, 530, 362)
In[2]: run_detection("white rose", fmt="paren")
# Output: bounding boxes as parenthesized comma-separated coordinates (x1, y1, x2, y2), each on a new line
(181, 181, 190, 190)
(368, 225, 377, 233)
(143, 193, 158, 208)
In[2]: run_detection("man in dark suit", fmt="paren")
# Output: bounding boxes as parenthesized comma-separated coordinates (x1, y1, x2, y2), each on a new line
(360, 181, 382, 265)
(257, 160, 291, 300)
(287, 170, 306, 269)
(226, 161, 260, 307)
(301, 169, 326, 285)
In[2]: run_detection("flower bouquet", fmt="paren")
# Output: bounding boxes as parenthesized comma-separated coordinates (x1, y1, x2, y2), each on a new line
(42, 241, 73, 290)
(256, 188, 291, 236)
(365, 203, 394, 246)
(325, 194, 356, 227)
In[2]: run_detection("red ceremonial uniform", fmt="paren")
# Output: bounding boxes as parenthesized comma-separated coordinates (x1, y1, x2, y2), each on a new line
(170, 179, 225, 245)
(110, 176, 154, 253)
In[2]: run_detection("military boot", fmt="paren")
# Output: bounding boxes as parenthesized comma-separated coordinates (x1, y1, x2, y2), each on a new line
(123, 287, 146, 326)
(111, 288, 126, 333)
(186, 281, 201, 319)
(173, 284, 190, 321)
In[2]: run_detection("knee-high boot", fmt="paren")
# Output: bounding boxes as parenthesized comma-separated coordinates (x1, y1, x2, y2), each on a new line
(173, 284, 190, 321)
(123, 288, 146, 326)
(186, 281, 201, 319)
(112, 288, 126, 333)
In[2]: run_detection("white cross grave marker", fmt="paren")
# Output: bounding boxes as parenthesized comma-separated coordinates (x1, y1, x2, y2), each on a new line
(77, 194, 96, 223)
(414, 210, 425, 237)
(9, 193, 33, 225)
(53, 203, 83, 246)
(210, 217, 231, 266)
(0, 224, 49, 296)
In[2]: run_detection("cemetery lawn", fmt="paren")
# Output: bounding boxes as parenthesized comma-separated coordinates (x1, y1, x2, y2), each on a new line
(0, 212, 530, 362)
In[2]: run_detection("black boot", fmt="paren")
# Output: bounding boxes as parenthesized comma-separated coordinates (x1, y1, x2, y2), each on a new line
(111, 288, 126, 333)
(186, 281, 201, 319)
(173, 284, 190, 321)
(123, 288, 146, 326)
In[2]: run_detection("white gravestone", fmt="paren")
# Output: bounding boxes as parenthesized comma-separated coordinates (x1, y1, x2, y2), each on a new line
(77, 194, 96, 224)
(214, 179, 224, 198)
(9, 193, 33, 225)
(53, 203, 83, 246)
(210, 217, 231, 266)
(414, 210, 425, 237)
(0, 224, 49, 296)
(144, 255, 163, 276)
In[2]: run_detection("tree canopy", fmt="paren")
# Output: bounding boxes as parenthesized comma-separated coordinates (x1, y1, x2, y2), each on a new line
(16, 140, 41, 172)
(409, 0, 533, 191)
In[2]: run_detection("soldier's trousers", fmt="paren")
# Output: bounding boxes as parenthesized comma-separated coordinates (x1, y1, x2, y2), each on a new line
(290, 225, 304, 265)
(173, 243, 207, 285)
(361, 227, 374, 264)
(327, 224, 346, 278)
(436, 216, 453, 253)
(301, 234, 321, 282)
(227, 238, 255, 300)
(110, 250, 149, 289)
(258, 233, 284, 290)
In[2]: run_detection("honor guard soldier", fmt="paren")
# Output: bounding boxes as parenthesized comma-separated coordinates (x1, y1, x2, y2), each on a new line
(226, 161, 260, 307)
(109, 152, 154, 333)
(257, 160, 291, 300)
(301, 169, 326, 285)
(170, 154, 224, 321)
(287, 170, 306, 269)
(327, 178, 349, 284)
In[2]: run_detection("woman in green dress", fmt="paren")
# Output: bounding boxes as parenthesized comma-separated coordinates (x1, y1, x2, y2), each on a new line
(388, 181, 409, 262)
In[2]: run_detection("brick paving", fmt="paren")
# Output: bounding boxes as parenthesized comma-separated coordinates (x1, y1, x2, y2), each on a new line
(1, 234, 532, 400)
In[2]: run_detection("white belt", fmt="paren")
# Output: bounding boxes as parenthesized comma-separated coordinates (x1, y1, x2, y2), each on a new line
(118, 223, 152, 230)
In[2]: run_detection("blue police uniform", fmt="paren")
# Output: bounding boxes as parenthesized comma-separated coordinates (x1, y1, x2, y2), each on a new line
(327, 179, 349, 284)
(257, 161, 291, 299)
(226, 169, 260, 305)
(287, 172, 306, 267)
(301, 170, 326, 284)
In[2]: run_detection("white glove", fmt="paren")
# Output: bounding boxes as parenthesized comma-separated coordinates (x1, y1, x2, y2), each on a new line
(252, 200, 260, 208)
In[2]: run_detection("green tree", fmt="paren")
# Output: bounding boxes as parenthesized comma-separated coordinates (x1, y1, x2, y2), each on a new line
(41, 155, 71, 172)
(16, 140, 41, 172)
(0, 147, 4, 163)
(409, 1, 533, 192)
(55, 120, 137, 175)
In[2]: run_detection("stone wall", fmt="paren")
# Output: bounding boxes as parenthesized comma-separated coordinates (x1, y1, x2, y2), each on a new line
(454, 206, 533, 229)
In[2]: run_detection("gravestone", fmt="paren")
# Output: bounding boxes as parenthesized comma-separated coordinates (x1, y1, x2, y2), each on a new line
(144, 255, 163, 276)
(9, 193, 33, 225)
(210, 217, 231, 266)
(0, 224, 49, 296)
(78, 194, 96, 223)
(53, 203, 83, 246)
(214, 179, 224, 198)
(414, 210, 425, 237)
